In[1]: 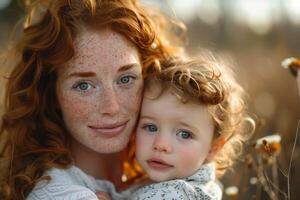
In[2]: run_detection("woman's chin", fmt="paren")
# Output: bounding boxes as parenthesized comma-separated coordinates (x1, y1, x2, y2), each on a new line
(90, 133, 132, 154)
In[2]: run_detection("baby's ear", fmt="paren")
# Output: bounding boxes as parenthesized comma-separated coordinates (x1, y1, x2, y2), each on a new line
(206, 137, 225, 161)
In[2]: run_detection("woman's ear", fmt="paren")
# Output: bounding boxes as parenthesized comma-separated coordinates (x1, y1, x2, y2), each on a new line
(206, 137, 225, 162)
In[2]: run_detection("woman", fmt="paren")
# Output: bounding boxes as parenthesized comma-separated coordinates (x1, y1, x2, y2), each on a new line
(0, 0, 184, 199)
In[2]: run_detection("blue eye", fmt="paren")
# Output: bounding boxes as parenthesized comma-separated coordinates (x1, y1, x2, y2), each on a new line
(177, 130, 193, 139)
(118, 75, 136, 85)
(73, 82, 93, 92)
(142, 123, 158, 133)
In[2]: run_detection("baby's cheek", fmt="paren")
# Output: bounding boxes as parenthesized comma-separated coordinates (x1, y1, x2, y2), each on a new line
(136, 132, 147, 151)
(136, 132, 152, 160)
(177, 148, 196, 163)
(176, 146, 205, 172)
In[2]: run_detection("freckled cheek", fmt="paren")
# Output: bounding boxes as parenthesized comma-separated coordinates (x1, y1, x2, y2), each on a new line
(59, 94, 93, 122)
(119, 84, 143, 113)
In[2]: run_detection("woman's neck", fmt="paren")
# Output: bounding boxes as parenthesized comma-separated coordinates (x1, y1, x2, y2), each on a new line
(70, 139, 124, 187)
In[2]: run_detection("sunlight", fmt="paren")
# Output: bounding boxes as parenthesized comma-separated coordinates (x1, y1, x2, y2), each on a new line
(284, 0, 300, 25)
(170, 0, 202, 21)
(197, 0, 220, 25)
(233, 0, 276, 35)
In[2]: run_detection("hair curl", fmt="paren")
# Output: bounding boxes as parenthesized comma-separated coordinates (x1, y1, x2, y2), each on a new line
(144, 55, 255, 177)
(0, 0, 185, 199)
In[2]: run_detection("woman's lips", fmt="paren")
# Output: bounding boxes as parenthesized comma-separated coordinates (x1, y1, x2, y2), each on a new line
(88, 121, 128, 138)
(147, 158, 174, 170)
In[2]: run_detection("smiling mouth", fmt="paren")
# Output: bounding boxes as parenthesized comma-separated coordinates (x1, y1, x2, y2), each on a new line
(147, 158, 174, 170)
(88, 121, 128, 138)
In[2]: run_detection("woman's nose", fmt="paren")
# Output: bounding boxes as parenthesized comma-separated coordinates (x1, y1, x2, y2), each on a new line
(98, 88, 120, 116)
(153, 134, 172, 153)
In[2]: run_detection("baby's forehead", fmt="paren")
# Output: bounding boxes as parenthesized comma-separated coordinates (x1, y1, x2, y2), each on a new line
(140, 87, 214, 126)
(143, 83, 200, 106)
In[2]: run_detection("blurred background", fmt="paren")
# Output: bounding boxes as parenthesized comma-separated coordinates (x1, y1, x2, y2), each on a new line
(0, 0, 299, 199)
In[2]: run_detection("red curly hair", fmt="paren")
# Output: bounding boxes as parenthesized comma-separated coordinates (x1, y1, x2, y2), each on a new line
(0, 0, 185, 199)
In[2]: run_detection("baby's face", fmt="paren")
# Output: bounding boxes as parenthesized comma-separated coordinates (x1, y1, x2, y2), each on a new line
(136, 89, 215, 182)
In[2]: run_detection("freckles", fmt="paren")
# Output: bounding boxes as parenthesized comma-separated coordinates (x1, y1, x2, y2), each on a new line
(120, 52, 126, 59)
(72, 33, 104, 69)
(68, 53, 90, 70)
(60, 93, 90, 120)
(113, 48, 129, 61)
(71, 30, 139, 74)
(135, 84, 144, 100)
(75, 33, 98, 50)
(105, 32, 136, 63)
(120, 88, 143, 112)
(66, 101, 89, 120)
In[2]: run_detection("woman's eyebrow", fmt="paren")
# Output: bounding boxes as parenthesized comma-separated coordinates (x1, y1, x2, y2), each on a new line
(65, 64, 140, 78)
(118, 63, 141, 72)
(67, 72, 96, 78)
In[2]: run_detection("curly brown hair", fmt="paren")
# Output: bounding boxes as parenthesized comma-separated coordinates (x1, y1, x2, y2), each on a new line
(0, 0, 185, 199)
(144, 54, 255, 177)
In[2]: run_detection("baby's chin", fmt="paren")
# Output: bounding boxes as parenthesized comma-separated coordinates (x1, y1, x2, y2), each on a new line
(149, 175, 174, 183)
(148, 168, 201, 182)
(146, 170, 179, 183)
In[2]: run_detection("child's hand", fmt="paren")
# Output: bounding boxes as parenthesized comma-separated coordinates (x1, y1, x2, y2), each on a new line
(95, 191, 112, 200)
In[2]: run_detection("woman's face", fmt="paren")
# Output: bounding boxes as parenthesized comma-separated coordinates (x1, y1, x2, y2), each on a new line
(56, 29, 143, 154)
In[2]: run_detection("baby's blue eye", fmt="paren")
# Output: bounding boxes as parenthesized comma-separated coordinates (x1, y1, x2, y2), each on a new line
(142, 124, 158, 133)
(177, 130, 193, 139)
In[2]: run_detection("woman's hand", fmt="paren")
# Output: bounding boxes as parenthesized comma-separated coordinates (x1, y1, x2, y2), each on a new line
(95, 191, 112, 200)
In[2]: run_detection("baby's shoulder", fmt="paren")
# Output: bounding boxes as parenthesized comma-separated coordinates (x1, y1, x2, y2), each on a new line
(130, 179, 193, 199)
(131, 178, 222, 200)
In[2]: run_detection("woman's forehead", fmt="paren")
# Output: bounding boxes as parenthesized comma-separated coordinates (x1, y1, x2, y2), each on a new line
(73, 29, 137, 57)
(59, 29, 141, 76)
(74, 29, 131, 48)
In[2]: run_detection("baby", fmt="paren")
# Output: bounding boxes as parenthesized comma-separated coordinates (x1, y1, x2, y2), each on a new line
(97, 55, 254, 200)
